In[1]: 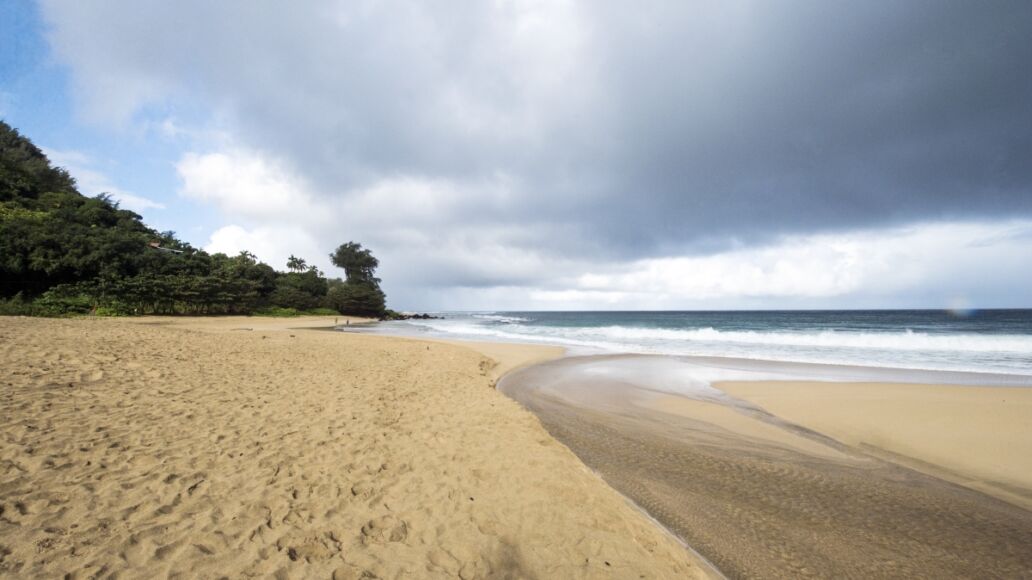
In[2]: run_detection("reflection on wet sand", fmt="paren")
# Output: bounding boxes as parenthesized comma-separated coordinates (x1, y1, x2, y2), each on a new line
(499, 355, 1032, 579)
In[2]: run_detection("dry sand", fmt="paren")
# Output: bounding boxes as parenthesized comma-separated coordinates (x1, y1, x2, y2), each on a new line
(0, 317, 704, 579)
(717, 380, 1032, 509)
(501, 355, 1032, 579)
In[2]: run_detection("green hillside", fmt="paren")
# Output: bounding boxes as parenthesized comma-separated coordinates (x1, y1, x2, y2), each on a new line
(0, 121, 385, 317)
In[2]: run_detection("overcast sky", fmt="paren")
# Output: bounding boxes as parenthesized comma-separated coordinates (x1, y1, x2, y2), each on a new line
(3, 1, 1031, 310)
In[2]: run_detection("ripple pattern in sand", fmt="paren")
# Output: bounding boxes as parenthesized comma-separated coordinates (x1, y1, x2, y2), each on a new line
(503, 358, 1032, 580)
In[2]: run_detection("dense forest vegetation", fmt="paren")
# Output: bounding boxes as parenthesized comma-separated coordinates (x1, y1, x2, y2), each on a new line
(0, 120, 388, 317)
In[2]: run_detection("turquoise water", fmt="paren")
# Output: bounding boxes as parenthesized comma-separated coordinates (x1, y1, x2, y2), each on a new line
(368, 310, 1032, 377)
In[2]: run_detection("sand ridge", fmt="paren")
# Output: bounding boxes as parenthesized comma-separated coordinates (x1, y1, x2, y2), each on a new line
(0, 317, 704, 579)
(717, 380, 1032, 509)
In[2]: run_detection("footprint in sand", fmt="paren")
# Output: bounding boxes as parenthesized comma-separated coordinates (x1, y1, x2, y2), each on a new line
(332, 564, 383, 580)
(350, 481, 375, 498)
(277, 532, 340, 562)
(360, 515, 408, 544)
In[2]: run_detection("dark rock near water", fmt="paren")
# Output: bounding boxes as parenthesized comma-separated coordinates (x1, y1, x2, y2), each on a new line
(379, 312, 443, 321)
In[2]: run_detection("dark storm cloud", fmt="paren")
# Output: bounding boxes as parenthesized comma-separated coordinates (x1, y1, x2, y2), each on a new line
(567, 0, 1032, 256)
(42, 0, 1032, 277)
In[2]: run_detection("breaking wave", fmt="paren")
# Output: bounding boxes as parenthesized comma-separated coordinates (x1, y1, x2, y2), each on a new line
(398, 315, 1032, 376)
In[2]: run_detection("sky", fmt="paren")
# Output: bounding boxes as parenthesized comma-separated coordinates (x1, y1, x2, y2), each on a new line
(2, 0, 1031, 311)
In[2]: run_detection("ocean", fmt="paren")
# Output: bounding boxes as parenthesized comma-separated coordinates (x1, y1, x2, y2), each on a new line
(358, 309, 1032, 378)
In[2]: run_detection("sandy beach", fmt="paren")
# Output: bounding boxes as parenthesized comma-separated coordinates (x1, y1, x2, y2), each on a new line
(5, 1, 1031, 577)
(717, 380, 1032, 510)
(0, 317, 705, 579)
(6, 316, 1032, 579)
(500, 355, 1032, 579)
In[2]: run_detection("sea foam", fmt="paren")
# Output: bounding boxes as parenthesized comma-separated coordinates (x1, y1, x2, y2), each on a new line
(377, 310, 1032, 377)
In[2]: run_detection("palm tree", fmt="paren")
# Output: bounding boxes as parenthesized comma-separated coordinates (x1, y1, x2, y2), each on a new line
(286, 254, 307, 273)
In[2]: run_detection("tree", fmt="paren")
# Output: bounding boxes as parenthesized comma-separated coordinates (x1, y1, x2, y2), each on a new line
(270, 283, 321, 310)
(325, 280, 386, 318)
(330, 242, 381, 287)
(329, 242, 387, 317)
(286, 254, 307, 273)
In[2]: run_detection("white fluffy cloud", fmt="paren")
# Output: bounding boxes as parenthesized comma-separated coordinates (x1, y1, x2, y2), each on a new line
(566, 222, 1032, 308)
(175, 146, 579, 292)
(174, 141, 1032, 308)
(177, 150, 324, 224)
(205, 224, 325, 273)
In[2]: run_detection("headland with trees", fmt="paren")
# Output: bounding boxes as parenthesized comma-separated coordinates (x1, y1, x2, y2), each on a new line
(0, 120, 393, 319)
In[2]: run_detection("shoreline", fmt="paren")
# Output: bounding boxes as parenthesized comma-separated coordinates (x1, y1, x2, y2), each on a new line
(498, 353, 1032, 578)
(350, 322, 1032, 525)
(342, 318, 1032, 385)
(480, 348, 1032, 503)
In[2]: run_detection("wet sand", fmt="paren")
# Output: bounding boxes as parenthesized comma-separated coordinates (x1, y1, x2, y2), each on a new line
(0, 318, 704, 579)
(499, 355, 1032, 579)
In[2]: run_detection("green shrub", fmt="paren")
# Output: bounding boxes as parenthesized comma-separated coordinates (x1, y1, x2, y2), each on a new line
(91, 301, 136, 316)
(34, 289, 94, 315)
(0, 293, 38, 316)
(252, 306, 302, 317)
(303, 307, 340, 316)
(325, 282, 385, 317)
